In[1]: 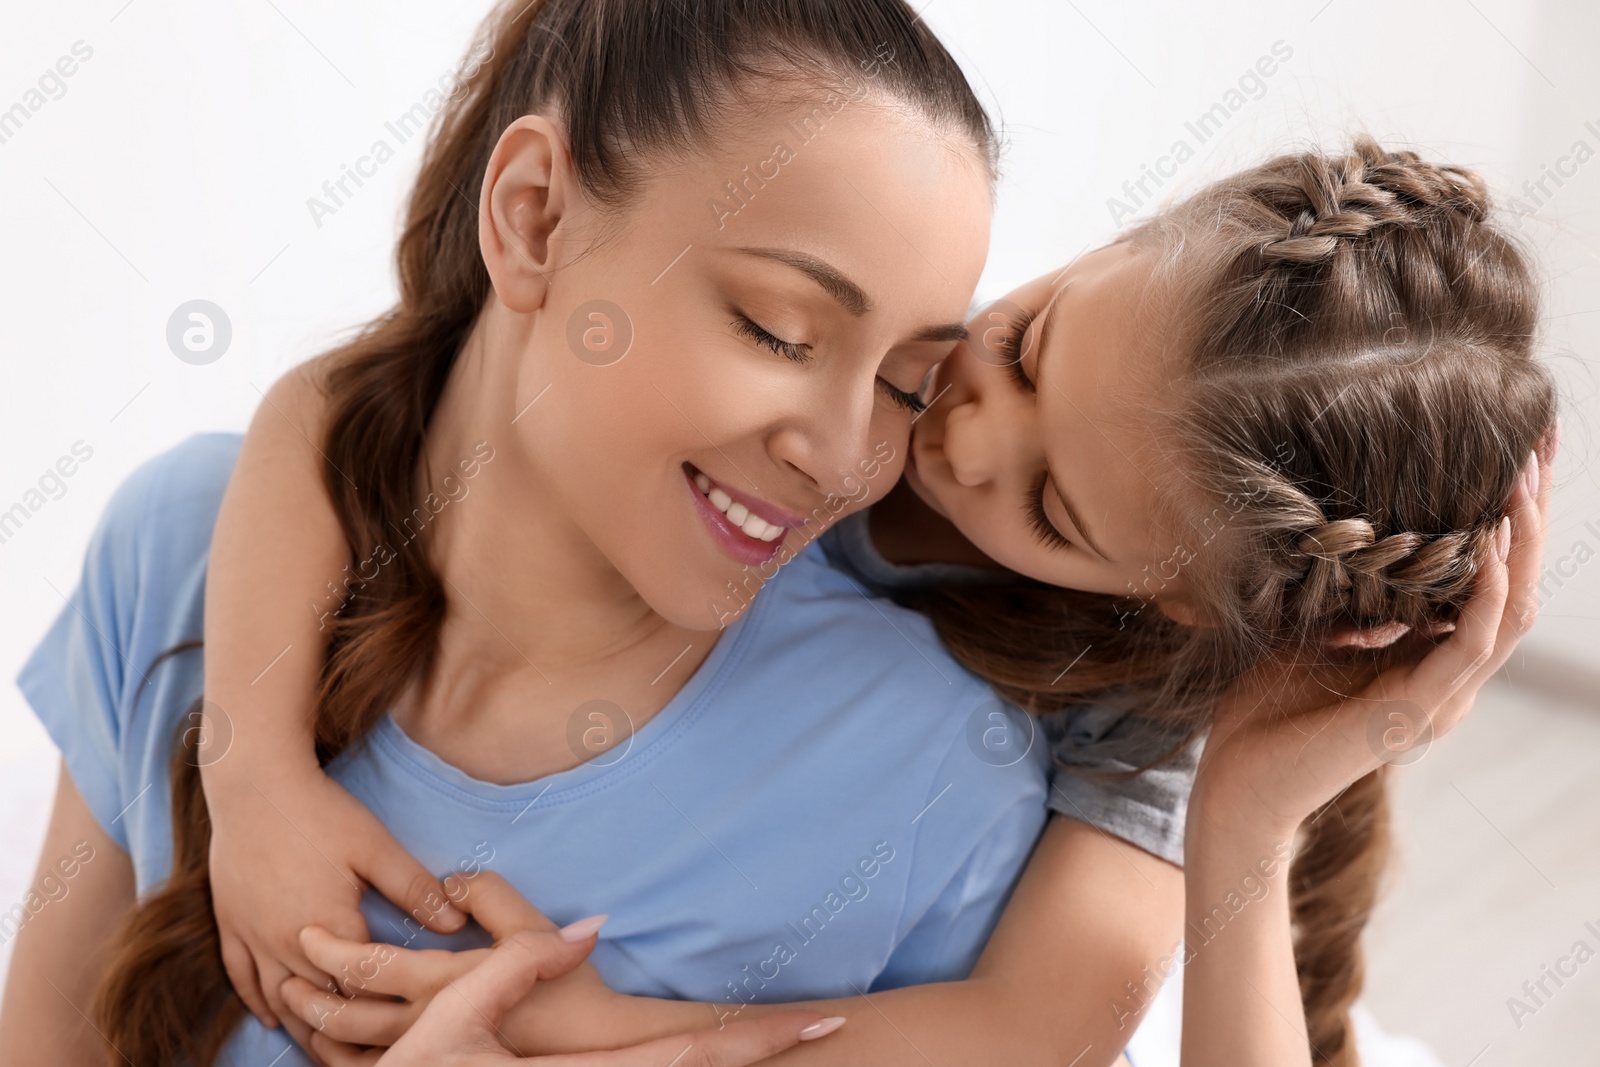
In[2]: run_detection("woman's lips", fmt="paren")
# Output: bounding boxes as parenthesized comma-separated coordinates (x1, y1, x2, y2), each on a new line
(684, 465, 806, 566)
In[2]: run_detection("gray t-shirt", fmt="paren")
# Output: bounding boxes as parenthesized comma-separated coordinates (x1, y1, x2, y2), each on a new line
(818, 510, 1199, 866)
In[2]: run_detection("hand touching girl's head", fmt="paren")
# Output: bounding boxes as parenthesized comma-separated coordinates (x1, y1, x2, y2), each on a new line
(909, 137, 1556, 1067)
(915, 136, 1553, 702)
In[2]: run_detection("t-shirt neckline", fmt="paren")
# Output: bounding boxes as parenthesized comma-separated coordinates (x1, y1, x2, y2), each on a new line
(362, 546, 788, 813)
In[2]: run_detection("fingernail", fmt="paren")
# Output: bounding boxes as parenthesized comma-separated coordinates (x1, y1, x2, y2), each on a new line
(557, 914, 608, 942)
(439, 904, 467, 928)
(1523, 450, 1540, 499)
(1497, 516, 1512, 562)
(799, 1017, 847, 1041)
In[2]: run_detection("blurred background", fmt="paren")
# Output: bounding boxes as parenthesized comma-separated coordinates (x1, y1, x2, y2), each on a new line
(1, 0, 1595, 1063)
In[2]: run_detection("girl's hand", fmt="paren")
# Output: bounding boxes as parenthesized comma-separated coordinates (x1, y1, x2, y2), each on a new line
(281, 871, 617, 1054)
(1194, 448, 1551, 837)
(207, 765, 467, 1030)
(305, 929, 841, 1067)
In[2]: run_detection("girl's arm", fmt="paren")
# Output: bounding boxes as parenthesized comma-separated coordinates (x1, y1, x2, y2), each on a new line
(288, 814, 1182, 1067)
(0, 762, 136, 1066)
(201, 360, 464, 1029)
(1177, 454, 1547, 1066)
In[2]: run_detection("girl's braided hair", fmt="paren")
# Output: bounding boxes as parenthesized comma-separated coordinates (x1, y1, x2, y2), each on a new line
(906, 137, 1556, 1065)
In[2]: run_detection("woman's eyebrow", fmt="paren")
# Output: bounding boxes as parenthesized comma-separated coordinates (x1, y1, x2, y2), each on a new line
(737, 247, 871, 315)
(734, 246, 968, 341)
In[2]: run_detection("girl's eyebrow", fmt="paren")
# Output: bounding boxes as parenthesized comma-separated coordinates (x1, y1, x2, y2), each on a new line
(1031, 281, 1072, 379)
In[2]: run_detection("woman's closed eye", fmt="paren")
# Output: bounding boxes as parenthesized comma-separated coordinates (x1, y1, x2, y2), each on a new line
(733, 313, 810, 364)
(1025, 470, 1073, 550)
(731, 312, 928, 414)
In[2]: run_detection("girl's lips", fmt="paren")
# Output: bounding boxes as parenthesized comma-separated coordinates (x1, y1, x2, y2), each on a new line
(685, 467, 792, 566)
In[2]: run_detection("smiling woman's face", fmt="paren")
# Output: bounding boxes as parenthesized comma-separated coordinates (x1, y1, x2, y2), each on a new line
(908, 241, 1193, 608)
(488, 93, 993, 630)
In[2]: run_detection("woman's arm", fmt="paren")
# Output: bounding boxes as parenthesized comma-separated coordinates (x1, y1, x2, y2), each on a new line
(0, 761, 136, 1066)
(202, 360, 464, 1028)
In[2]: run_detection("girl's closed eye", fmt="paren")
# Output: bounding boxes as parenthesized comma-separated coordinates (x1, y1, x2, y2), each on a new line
(996, 310, 1038, 392)
(1024, 470, 1073, 551)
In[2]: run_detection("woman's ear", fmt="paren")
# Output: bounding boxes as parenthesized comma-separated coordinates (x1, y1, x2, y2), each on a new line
(478, 115, 580, 313)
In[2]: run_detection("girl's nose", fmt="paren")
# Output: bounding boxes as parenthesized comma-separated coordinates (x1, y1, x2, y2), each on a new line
(942, 395, 1002, 487)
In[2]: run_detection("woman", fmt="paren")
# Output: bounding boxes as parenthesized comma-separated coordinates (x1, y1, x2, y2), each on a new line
(2, 2, 1168, 1065)
(1, 1, 1554, 1065)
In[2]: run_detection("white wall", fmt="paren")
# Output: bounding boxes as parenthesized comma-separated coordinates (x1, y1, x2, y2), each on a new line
(1, 0, 1595, 989)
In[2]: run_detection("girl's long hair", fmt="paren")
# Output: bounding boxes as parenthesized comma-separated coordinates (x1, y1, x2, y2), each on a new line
(90, 1, 997, 1062)
(902, 138, 1555, 1065)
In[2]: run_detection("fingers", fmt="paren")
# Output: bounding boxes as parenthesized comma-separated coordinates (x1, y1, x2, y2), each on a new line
(358, 837, 467, 934)
(449, 870, 560, 940)
(281, 973, 415, 1048)
(535, 1011, 845, 1067)
(1406, 516, 1510, 723)
(1453, 450, 1550, 699)
(220, 931, 278, 1028)
(409, 930, 593, 1045)
(1400, 449, 1544, 736)
(309, 1030, 383, 1067)
(299, 924, 486, 999)
(1492, 454, 1550, 655)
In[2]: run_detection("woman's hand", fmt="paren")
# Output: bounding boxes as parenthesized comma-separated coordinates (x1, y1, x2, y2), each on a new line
(281, 871, 622, 1054)
(207, 764, 467, 1031)
(1194, 447, 1551, 836)
(302, 929, 842, 1067)
(282, 871, 845, 1066)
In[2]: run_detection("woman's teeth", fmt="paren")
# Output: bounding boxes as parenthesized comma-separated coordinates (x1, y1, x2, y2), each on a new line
(694, 471, 784, 542)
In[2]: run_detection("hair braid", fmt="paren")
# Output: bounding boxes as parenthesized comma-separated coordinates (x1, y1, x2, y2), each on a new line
(917, 136, 1553, 1067)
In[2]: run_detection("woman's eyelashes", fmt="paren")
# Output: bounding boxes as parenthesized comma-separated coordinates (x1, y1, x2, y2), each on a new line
(731, 312, 927, 414)
(733, 313, 810, 364)
(1025, 470, 1073, 550)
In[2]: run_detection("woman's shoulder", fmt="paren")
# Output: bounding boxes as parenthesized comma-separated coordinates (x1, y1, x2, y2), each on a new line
(765, 537, 992, 696)
(14, 433, 242, 867)
(110, 432, 243, 523)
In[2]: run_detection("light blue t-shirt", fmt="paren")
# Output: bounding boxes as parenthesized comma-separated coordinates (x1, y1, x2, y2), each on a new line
(17, 433, 1050, 1065)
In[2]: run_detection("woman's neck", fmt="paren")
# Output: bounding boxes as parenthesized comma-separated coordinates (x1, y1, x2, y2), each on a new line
(394, 317, 717, 783)
(868, 477, 1005, 569)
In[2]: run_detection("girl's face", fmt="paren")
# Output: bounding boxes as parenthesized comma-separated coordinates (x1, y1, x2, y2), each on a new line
(909, 242, 1192, 609)
(497, 97, 992, 629)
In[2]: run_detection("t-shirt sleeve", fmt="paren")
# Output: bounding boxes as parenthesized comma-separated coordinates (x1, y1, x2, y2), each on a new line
(14, 456, 157, 852)
(14, 434, 237, 858)
(1042, 704, 1205, 868)
(871, 705, 1050, 990)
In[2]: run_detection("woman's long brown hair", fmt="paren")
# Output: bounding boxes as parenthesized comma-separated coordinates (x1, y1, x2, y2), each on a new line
(901, 139, 1556, 1065)
(89, 1, 997, 1063)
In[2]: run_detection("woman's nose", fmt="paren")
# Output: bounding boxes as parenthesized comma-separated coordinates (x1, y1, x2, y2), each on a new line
(769, 381, 881, 499)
